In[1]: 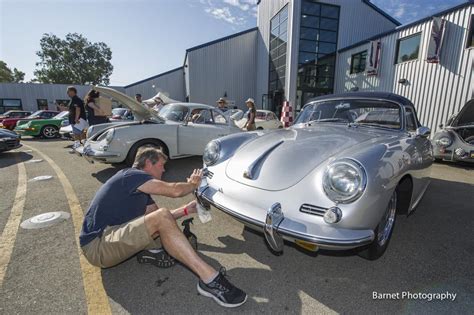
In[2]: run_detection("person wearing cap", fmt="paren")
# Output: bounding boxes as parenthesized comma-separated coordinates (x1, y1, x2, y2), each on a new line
(152, 97, 164, 113)
(216, 97, 228, 112)
(135, 94, 142, 103)
(243, 98, 256, 131)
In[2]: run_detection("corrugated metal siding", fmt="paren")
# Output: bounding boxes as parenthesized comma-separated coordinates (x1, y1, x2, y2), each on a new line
(124, 68, 185, 101)
(0, 83, 124, 112)
(335, 4, 474, 133)
(187, 29, 258, 109)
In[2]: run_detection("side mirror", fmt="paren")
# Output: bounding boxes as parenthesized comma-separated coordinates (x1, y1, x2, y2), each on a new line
(416, 126, 431, 138)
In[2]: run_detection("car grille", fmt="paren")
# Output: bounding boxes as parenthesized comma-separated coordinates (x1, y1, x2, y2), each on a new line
(300, 204, 328, 217)
(5, 139, 19, 149)
(204, 170, 214, 179)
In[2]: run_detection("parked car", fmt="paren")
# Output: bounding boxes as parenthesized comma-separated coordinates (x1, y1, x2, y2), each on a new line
(14, 111, 69, 139)
(197, 92, 433, 260)
(0, 110, 32, 123)
(234, 109, 283, 130)
(77, 86, 242, 166)
(109, 108, 134, 121)
(0, 110, 59, 130)
(432, 99, 474, 162)
(0, 128, 22, 153)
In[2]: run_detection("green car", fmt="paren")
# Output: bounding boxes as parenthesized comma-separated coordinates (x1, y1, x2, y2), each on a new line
(15, 111, 70, 138)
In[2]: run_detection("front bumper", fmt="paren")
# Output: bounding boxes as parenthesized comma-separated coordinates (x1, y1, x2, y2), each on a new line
(14, 128, 38, 136)
(0, 138, 22, 152)
(433, 147, 474, 162)
(75, 144, 120, 163)
(196, 184, 374, 252)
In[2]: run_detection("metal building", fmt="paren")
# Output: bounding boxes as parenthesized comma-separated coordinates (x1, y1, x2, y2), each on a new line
(123, 67, 185, 101)
(335, 2, 474, 132)
(184, 28, 258, 109)
(0, 83, 125, 113)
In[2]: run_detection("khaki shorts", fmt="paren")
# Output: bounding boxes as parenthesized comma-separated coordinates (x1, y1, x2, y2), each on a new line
(81, 215, 162, 268)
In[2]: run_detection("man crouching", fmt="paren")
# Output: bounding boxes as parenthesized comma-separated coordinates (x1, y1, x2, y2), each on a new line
(79, 147, 247, 308)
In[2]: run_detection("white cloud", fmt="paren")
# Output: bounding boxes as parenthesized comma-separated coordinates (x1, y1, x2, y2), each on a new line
(205, 7, 246, 25)
(200, 0, 257, 25)
(224, 0, 249, 11)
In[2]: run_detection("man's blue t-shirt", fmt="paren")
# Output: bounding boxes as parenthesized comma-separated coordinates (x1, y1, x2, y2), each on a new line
(79, 168, 154, 247)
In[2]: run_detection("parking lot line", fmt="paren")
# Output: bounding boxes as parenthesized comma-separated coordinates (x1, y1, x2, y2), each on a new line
(0, 161, 27, 287)
(23, 144, 112, 315)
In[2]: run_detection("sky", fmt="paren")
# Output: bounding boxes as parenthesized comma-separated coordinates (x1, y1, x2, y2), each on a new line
(0, 0, 467, 86)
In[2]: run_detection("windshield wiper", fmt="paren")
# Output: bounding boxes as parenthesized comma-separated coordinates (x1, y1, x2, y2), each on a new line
(306, 118, 348, 125)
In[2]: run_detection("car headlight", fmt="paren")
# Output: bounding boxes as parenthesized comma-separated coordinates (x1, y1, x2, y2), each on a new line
(323, 159, 367, 203)
(61, 120, 69, 127)
(97, 129, 115, 144)
(203, 140, 221, 166)
(436, 136, 452, 147)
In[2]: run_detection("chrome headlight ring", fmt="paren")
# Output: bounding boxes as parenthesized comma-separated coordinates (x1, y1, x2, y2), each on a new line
(323, 158, 367, 204)
(97, 128, 115, 144)
(203, 140, 221, 166)
(435, 136, 452, 147)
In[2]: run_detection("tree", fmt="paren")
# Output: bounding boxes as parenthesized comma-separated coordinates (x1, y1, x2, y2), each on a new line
(34, 33, 113, 85)
(0, 61, 25, 83)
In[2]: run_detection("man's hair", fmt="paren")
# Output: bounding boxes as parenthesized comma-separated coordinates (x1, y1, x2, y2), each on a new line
(133, 146, 168, 169)
(135, 93, 142, 97)
(67, 86, 77, 94)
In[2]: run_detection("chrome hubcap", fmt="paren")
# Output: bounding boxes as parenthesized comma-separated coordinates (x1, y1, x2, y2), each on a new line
(377, 191, 397, 247)
(44, 127, 56, 137)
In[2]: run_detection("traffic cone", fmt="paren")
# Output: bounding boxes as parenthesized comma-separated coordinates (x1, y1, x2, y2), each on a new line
(280, 101, 293, 127)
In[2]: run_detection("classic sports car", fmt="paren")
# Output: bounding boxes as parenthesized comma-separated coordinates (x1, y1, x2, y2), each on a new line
(78, 86, 242, 165)
(432, 99, 474, 162)
(0, 110, 59, 130)
(0, 128, 22, 153)
(234, 109, 283, 130)
(0, 110, 32, 123)
(15, 111, 69, 138)
(197, 92, 433, 260)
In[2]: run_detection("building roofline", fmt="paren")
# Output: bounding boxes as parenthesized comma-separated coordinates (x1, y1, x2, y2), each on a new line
(185, 27, 258, 53)
(361, 0, 401, 26)
(338, 0, 474, 53)
(123, 66, 184, 88)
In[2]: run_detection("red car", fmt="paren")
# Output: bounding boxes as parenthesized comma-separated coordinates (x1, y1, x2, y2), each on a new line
(0, 110, 32, 123)
(0, 110, 59, 130)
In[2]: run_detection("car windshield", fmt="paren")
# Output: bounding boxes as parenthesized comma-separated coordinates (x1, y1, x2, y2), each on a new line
(112, 108, 127, 116)
(27, 110, 43, 118)
(295, 99, 402, 129)
(158, 104, 189, 122)
(53, 111, 69, 119)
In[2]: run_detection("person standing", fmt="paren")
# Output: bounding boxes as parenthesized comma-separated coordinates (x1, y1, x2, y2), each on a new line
(243, 98, 256, 131)
(85, 89, 107, 126)
(135, 93, 142, 103)
(216, 97, 228, 112)
(60, 86, 87, 152)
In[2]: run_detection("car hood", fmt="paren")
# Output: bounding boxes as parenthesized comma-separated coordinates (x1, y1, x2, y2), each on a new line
(0, 128, 19, 138)
(93, 86, 164, 123)
(225, 125, 391, 191)
(451, 99, 474, 127)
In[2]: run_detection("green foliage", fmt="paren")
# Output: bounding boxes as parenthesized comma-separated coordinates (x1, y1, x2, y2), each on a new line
(0, 60, 25, 83)
(34, 33, 113, 85)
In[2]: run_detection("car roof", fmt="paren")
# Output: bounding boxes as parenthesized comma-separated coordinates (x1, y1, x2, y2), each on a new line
(307, 92, 414, 107)
(169, 102, 216, 110)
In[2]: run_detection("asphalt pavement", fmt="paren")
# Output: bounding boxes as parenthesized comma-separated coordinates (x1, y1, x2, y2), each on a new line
(0, 138, 473, 314)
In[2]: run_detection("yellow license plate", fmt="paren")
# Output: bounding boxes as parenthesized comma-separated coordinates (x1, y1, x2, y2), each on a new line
(295, 240, 319, 252)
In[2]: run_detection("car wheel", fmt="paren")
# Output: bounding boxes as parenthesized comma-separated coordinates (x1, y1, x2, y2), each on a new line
(257, 127, 264, 130)
(125, 139, 169, 167)
(465, 136, 474, 145)
(358, 189, 397, 260)
(278, 126, 283, 129)
(41, 125, 59, 139)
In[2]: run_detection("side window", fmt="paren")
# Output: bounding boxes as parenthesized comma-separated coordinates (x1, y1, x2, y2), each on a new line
(193, 109, 213, 124)
(212, 110, 227, 124)
(405, 108, 417, 132)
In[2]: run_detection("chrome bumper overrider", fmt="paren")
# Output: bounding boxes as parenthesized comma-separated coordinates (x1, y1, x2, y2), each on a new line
(75, 145, 120, 163)
(196, 185, 375, 252)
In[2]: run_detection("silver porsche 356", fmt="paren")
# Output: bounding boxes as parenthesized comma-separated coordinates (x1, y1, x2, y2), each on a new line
(432, 99, 474, 162)
(196, 92, 434, 260)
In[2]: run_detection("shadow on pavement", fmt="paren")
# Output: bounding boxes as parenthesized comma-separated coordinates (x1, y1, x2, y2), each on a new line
(98, 176, 474, 313)
(0, 151, 33, 169)
(434, 160, 474, 170)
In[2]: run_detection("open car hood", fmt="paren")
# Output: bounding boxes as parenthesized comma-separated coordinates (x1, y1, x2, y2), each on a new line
(451, 99, 474, 127)
(93, 86, 164, 123)
(143, 92, 180, 105)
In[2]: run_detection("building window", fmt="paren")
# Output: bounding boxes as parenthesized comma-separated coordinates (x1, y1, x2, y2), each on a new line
(395, 33, 422, 64)
(0, 99, 22, 114)
(350, 50, 367, 74)
(37, 99, 48, 110)
(297, 1, 339, 110)
(467, 15, 474, 48)
(268, 5, 289, 115)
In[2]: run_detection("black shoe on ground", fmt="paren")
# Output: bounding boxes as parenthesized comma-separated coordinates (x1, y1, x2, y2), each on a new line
(136, 248, 176, 268)
(197, 268, 247, 308)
